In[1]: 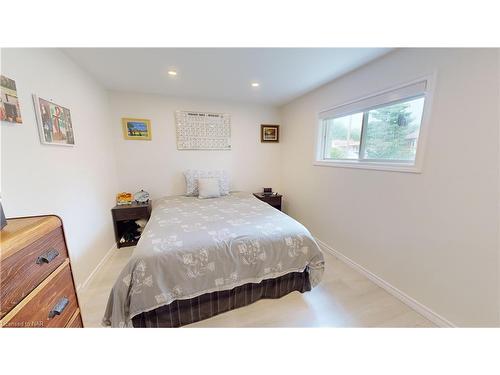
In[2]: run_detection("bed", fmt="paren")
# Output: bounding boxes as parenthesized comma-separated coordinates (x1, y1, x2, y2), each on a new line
(103, 192, 325, 327)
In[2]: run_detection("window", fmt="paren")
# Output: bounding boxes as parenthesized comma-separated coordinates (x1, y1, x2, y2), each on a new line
(315, 78, 431, 172)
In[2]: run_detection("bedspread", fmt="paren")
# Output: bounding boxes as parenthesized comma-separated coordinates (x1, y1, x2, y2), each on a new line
(103, 192, 324, 327)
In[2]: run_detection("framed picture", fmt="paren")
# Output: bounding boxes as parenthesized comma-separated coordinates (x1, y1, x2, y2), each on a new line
(122, 118, 152, 140)
(261, 124, 279, 143)
(33, 95, 75, 146)
(1, 75, 23, 124)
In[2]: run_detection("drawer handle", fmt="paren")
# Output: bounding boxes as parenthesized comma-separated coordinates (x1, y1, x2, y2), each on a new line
(48, 297, 69, 319)
(36, 249, 60, 264)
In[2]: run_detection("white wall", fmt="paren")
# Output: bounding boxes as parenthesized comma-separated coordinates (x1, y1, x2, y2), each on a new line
(0, 48, 118, 289)
(280, 48, 500, 327)
(108, 92, 281, 198)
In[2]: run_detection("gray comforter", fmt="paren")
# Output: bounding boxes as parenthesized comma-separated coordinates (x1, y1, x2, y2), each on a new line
(103, 192, 325, 327)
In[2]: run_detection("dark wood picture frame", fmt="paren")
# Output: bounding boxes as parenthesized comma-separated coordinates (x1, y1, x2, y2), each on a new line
(261, 124, 279, 143)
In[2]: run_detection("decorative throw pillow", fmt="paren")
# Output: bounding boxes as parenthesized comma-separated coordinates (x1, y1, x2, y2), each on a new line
(184, 170, 198, 196)
(184, 170, 230, 196)
(216, 170, 230, 195)
(198, 178, 221, 199)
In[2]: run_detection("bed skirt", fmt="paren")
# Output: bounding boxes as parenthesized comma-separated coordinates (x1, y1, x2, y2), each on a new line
(132, 270, 311, 328)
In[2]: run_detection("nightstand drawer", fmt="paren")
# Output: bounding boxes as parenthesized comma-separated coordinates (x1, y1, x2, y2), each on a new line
(112, 206, 150, 221)
(253, 193, 282, 211)
(264, 196, 281, 206)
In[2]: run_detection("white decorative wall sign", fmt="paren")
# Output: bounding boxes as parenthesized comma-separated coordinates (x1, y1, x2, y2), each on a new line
(175, 111, 231, 150)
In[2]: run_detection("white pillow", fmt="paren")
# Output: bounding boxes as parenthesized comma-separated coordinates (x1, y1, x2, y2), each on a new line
(198, 178, 221, 199)
(184, 170, 230, 196)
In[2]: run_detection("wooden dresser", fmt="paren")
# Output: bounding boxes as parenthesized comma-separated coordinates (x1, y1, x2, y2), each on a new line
(0, 215, 82, 328)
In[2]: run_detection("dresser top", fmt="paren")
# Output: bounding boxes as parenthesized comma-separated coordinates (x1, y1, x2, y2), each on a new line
(0, 216, 62, 259)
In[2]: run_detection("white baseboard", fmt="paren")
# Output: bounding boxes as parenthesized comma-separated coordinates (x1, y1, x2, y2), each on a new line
(315, 238, 456, 328)
(77, 243, 117, 292)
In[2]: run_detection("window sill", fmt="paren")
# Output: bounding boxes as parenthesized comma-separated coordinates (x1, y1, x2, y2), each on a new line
(313, 160, 422, 173)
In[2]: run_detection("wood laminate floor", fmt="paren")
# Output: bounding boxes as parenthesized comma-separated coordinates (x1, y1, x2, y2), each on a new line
(78, 247, 435, 328)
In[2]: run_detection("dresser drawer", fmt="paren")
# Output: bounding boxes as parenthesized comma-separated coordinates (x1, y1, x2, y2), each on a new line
(66, 309, 84, 328)
(0, 226, 68, 318)
(2, 261, 78, 328)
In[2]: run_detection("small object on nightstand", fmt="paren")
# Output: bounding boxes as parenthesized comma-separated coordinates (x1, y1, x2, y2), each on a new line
(134, 189, 150, 204)
(253, 192, 282, 211)
(116, 192, 133, 205)
(111, 201, 152, 248)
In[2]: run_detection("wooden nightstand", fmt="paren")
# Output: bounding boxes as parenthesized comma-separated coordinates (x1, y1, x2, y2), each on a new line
(111, 202, 152, 248)
(253, 193, 282, 211)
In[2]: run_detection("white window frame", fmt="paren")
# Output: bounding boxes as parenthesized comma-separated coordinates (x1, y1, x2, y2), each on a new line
(314, 74, 436, 173)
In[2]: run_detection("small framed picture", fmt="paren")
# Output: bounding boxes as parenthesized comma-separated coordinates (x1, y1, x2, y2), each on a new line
(33, 95, 75, 146)
(261, 124, 279, 143)
(122, 118, 152, 140)
(1, 75, 23, 124)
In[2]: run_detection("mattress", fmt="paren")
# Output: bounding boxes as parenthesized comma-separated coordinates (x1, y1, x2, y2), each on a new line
(103, 192, 325, 327)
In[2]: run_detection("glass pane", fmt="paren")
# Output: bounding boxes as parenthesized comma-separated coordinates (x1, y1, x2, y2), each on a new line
(323, 112, 363, 159)
(362, 97, 425, 161)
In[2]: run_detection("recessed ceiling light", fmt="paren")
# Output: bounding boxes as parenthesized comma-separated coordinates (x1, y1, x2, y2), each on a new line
(168, 70, 178, 76)
(251, 82, 260, 87)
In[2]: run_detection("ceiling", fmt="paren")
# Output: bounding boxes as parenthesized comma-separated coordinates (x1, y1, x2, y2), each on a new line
(63, 48, 392, 106)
